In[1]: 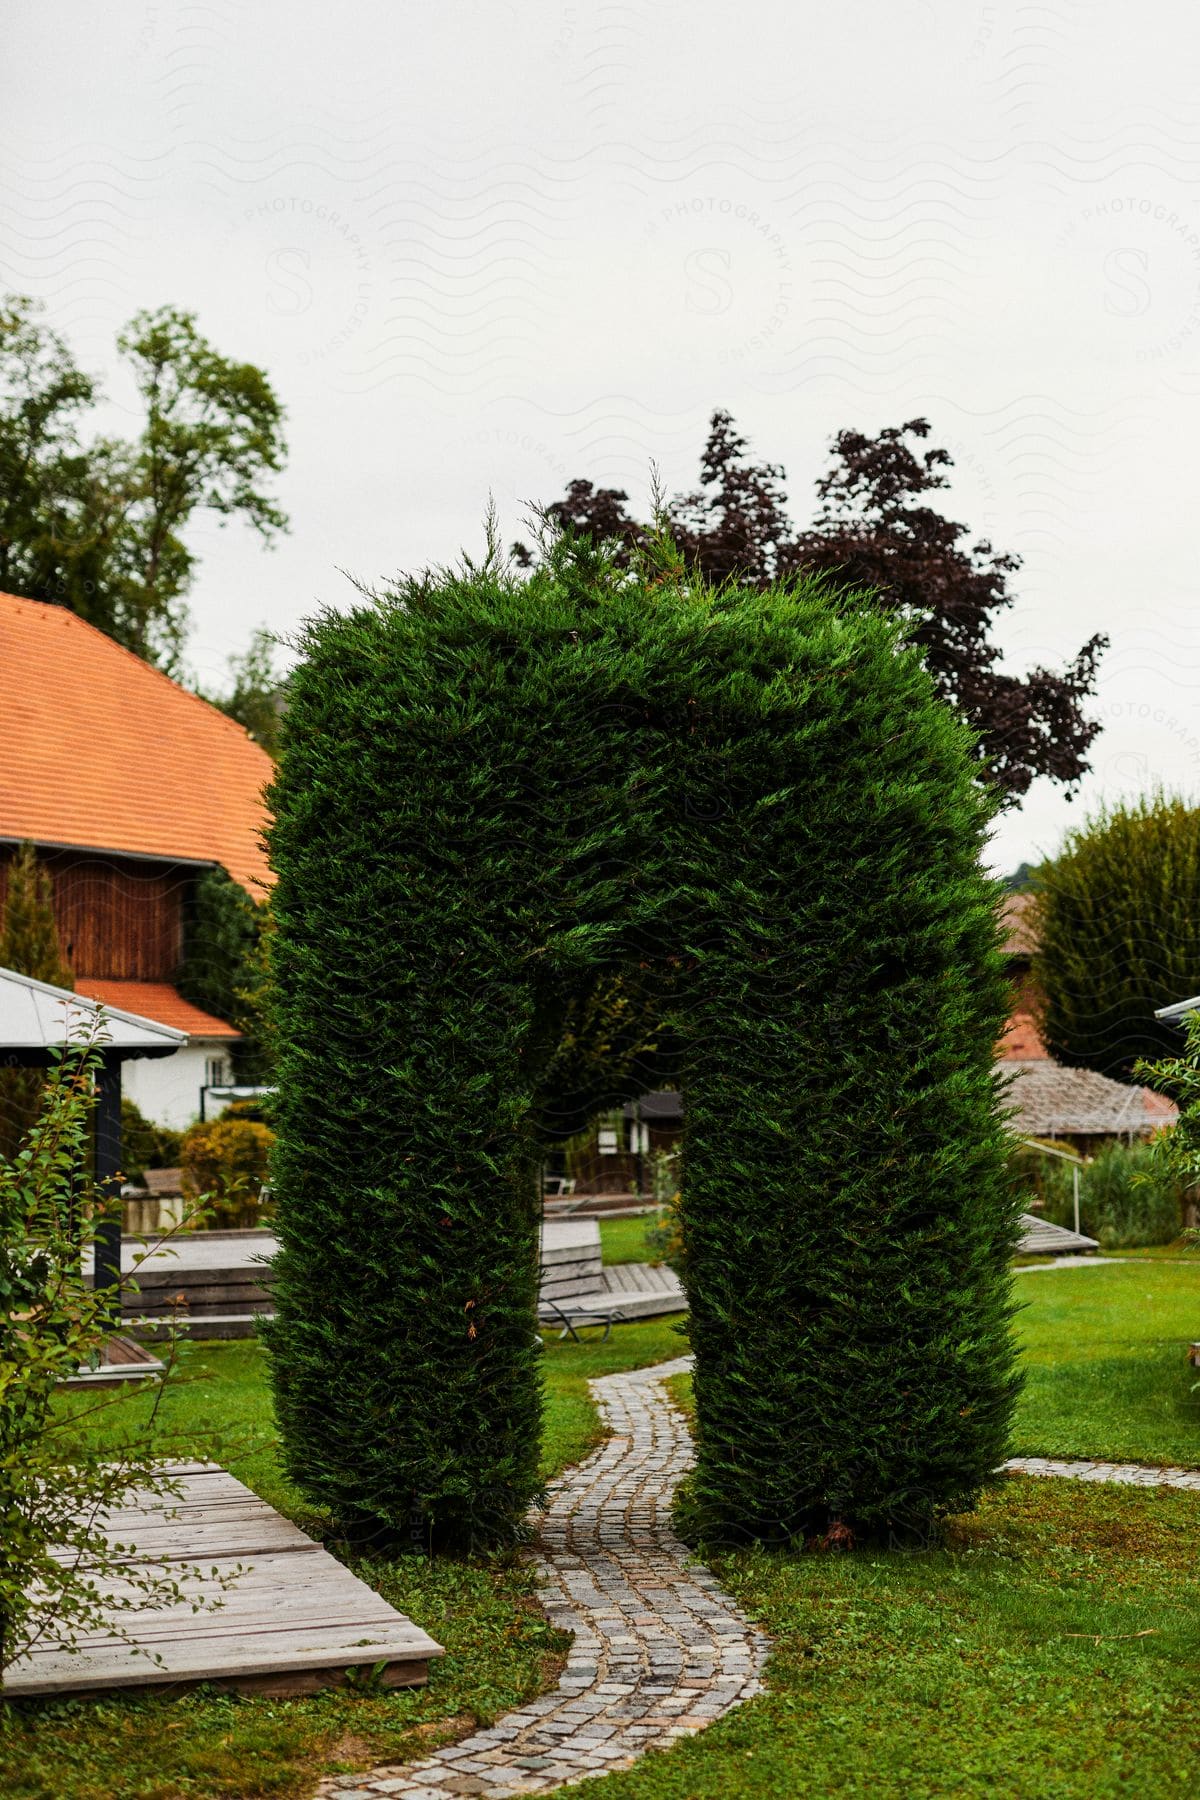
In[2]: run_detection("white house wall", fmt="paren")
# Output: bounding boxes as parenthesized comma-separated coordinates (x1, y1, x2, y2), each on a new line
(123, 1039, 233, 1130)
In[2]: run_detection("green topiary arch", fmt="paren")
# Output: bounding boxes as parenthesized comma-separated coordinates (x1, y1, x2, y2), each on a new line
(264, 543, 1021, 1550)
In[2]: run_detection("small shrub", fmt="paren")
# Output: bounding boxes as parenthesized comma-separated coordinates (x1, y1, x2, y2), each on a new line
(224, 1094, 274, 1126)
(643, 1149, 683, 1269)
(180, 1116, 274, 1227)
(644, 1195, 683, 1271)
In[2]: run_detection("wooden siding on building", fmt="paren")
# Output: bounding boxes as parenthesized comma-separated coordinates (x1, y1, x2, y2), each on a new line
(0, 846, 199, 982)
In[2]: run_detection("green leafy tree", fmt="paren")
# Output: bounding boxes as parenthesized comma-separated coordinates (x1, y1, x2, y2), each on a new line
(210, 624, 287, 756)
(1033, 795, 1200, 1080)
(0, 843, 73, 1161)
(0, 295, 288, 673)
(115, 308, 288, 670)
(0, 297, 95, 607)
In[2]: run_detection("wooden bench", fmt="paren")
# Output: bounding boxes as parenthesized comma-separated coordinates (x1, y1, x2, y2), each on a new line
(1016, 1213, 1100, 1256)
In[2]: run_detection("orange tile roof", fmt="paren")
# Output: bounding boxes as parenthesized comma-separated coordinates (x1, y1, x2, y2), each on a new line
(73, 978, 241, 1040)
(0, 592, 274, 895)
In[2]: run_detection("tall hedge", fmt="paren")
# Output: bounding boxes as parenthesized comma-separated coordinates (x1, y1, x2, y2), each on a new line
(1034, 796, 1200, 1080)
(265, 542, 1019, 1549)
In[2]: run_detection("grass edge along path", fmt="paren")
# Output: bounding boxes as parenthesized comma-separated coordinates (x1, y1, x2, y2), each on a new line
(312, 1356, 768, 1799)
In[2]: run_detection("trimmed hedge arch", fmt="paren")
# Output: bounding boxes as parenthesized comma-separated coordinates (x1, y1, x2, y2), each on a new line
(265, 546, 1020, 1550)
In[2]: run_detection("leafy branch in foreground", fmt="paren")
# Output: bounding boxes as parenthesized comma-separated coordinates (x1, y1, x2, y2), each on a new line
(0, 1029, 232, 1687)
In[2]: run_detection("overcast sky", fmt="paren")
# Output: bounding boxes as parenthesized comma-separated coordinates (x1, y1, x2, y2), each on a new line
(7, 1, 1200, 873)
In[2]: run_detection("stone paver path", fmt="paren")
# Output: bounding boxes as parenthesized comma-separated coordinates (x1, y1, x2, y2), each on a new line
(1004, 1455, 1200, 1490)
(320, 1356, 767, 1800)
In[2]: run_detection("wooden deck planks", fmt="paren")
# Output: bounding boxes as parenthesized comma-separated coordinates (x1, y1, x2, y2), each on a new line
(4, 1463, 444, 1700)
(599, 1263, 683, 1297)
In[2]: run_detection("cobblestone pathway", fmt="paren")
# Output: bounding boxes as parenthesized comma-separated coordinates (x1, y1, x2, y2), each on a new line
(1004, 1455, 1200, 1490)
(320, 1356, 768, 1800)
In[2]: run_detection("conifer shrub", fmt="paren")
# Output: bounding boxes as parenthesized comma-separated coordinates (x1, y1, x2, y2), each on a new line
(265, 540, 1019, 1549)
(1033, 796, 1200, 1080)
(0, 841, 73, 1162)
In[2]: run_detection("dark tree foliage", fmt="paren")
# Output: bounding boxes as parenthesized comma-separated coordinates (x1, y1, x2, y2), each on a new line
(177, 866, 273, 1084)
(517, 478, 649, 563)
(517, 410, 1106, 806)
(671, 409, 794, 587)
(266, 538, 1019, 1551)
(0, 842, 73, 1160)
(1033, 796, 1200, 1081)
(788, 420, 1105, 804)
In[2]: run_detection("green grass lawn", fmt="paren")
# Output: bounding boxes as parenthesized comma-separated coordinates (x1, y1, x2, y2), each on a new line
(5, 1260, 1199, 1800)
(597, 1214, 661, 1265)
(1011, 1259, 1200, 1465)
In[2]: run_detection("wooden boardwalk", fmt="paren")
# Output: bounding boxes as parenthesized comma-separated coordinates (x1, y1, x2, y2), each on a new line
(4, 1464, 444, 1700)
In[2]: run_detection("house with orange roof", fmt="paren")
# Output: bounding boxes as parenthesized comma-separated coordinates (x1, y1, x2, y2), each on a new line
(0, 591, 274, 1127)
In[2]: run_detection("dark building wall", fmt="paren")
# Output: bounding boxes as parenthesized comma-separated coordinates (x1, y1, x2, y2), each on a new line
(0, 844, 196, 979)
(564, 1113, 683, 1196)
